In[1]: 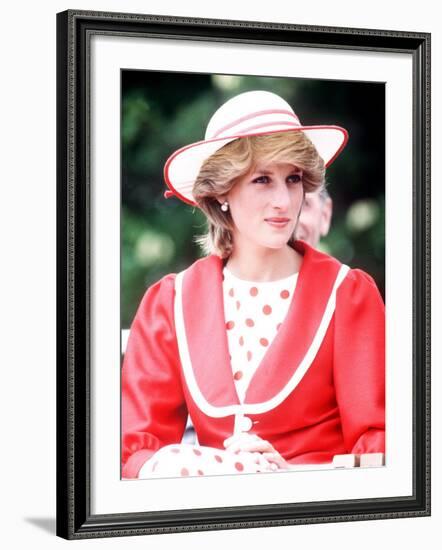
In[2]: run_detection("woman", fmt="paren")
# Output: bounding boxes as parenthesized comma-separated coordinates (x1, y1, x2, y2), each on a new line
(121, 90, 385, 479)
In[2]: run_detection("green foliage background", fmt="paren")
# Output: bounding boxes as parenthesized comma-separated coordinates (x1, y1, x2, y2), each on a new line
(122, 71, 385, 328)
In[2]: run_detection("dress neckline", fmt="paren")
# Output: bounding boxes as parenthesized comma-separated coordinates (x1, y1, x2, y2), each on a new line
(223, 265, 299, 285)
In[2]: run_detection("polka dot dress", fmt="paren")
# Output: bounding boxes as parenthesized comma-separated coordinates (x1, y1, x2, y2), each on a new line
(222, 266, 299, 402)
(137, 267, 298, 480)
(138, 443, 270, 478)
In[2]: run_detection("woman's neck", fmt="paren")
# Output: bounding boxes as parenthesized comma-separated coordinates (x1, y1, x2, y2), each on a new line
(225, 243, 302, 282)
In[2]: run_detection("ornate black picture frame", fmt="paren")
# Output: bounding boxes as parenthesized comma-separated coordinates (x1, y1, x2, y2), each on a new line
(56, 9, 430, 540)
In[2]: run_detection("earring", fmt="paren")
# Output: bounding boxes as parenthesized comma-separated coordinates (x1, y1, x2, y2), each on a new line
(221, 201, 229, 212)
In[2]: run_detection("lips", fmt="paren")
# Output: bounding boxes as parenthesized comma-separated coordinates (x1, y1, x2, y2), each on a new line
(265, 217, 291, 228)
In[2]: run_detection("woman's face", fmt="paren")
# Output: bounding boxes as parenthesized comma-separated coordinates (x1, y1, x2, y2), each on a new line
(223, 161, 304, 252)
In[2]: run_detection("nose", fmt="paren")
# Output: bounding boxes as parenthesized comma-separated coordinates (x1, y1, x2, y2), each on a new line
(270, 180, 291, 210)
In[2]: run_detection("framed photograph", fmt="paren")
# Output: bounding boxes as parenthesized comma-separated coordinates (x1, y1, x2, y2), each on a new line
(56, 9, 431, 540)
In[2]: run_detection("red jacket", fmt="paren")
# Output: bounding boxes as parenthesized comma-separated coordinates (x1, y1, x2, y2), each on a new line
(122, 241, 385, 478)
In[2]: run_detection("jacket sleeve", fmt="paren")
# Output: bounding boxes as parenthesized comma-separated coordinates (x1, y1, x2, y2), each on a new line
(121, 274, 188, 478)
(333, 268, 385, 455)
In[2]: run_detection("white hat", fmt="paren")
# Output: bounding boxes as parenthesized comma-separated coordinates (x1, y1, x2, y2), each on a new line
(163, 90, 348, 207)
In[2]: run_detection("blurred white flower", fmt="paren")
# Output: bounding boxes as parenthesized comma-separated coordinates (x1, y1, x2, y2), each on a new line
(346, 199, 380, 232)
(134, 230, 175, 267)
(212, 74, 243, 91)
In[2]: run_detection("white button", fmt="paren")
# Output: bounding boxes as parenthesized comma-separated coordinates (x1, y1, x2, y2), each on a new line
(239, 416, 253, 432)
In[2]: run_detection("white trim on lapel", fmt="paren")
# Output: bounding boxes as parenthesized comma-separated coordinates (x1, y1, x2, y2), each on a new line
(174, 264, 350, 419)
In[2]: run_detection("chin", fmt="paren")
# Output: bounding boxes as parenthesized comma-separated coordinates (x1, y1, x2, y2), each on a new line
(261, 238, 290, 250)
(246, 230, 292, 250)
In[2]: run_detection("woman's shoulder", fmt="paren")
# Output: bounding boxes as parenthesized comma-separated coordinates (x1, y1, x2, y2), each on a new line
(146, 271, 176, 294)
(174, 254, 224, 290)
(338, 266, 384, 308)
(140, 254, 220, 300)
(344, 267, 378, 286)
(296, 241, 382, 303)
(135, 273, 177, 316)
(297, 241, 378, 285)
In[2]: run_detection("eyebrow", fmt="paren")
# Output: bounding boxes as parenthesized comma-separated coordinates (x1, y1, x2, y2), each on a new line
(252, 170, 273, 175)
(252, 167, 302, 175)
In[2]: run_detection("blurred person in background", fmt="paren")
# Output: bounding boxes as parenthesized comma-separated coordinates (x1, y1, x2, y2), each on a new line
(296, 186, 332, 247)
(121, 90, 385, 479)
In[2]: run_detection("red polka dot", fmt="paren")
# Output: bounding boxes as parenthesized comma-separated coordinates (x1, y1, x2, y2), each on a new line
(236, 300, 241, 310)
(280, 289, 290, 299)
(214, 454, 223, 463)
(260, 338, 269, 347)
(197, 469, 204, 476)
(239, 335, 244, 346)
(234, 370, 243, 381)
(263, 305, 272, 315)
(171, 448, 180, 453)
(247, 351, 252, 361)
(193, 448, 202, 456)
(226, 320, 235, 330)
(180, 468, 189, 476)
(235, 462, 244, 471)
(250, 287, 258, 297)
(245, 318, 255, 327)
(276, 323, 282, 330)
(229, 288, 234, 297)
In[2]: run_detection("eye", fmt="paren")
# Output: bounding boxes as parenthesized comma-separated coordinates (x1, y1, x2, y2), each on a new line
(288, 173, 302, 184)
(252, 175, 270, 184)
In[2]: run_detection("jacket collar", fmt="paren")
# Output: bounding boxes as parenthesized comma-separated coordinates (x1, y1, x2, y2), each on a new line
(180, 241, 342, 408)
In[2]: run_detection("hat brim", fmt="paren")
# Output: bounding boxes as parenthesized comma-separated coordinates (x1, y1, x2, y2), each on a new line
(164, 125, 348, 207)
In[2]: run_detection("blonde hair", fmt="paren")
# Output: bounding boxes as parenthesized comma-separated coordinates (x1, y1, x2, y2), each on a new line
(192, 130, 325, 258)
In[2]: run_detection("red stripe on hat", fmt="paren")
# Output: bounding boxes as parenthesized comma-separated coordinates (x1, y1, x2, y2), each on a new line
(212, 109, 300, 138)
(220, 120, 299, 137)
